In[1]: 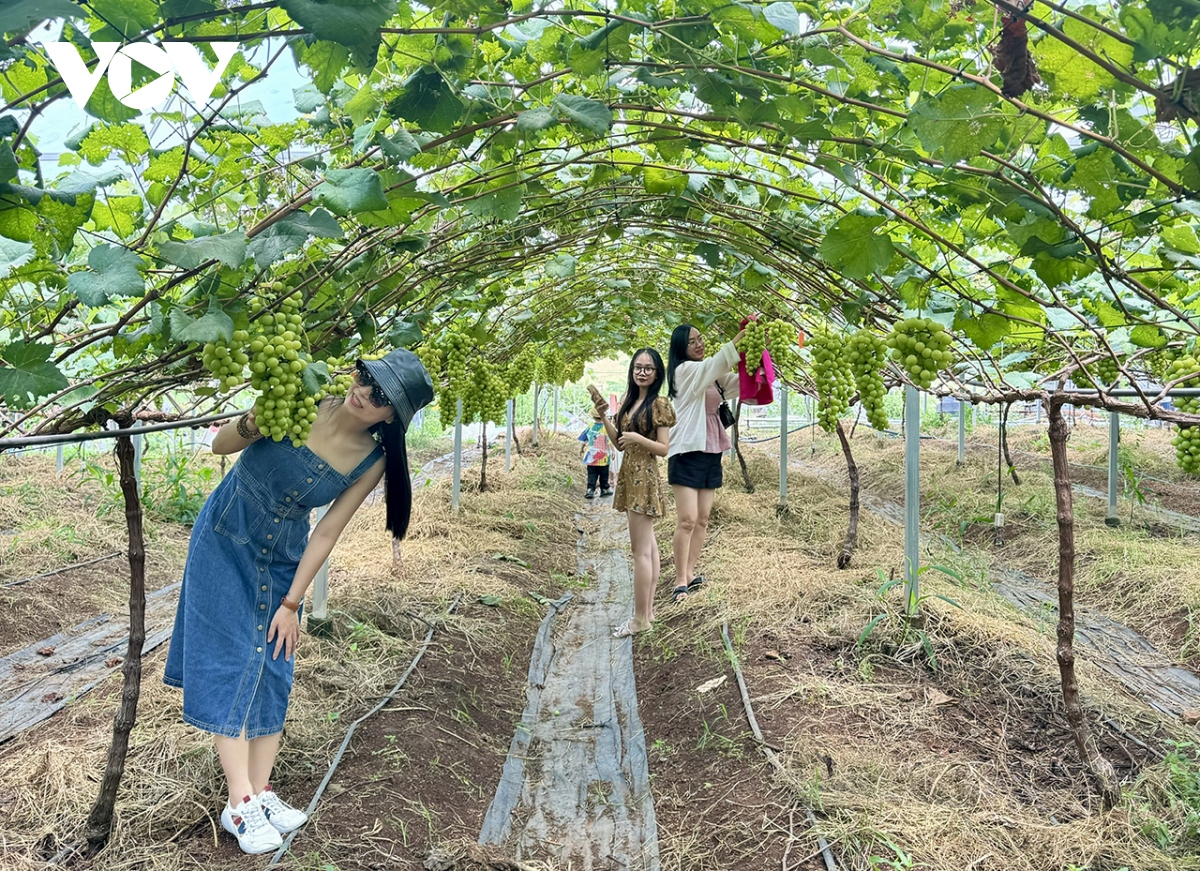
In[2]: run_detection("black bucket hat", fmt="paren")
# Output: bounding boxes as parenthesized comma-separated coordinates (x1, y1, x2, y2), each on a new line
(356, 349, 434, 431)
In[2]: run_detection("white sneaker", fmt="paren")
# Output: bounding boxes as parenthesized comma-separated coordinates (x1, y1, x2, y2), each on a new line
(258, 784, 308, 834)
(221, 794, 283, 854)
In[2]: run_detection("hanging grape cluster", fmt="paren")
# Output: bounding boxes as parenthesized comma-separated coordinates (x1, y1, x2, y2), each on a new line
(564, 356, 585, 384)
(506, 344, 538, 395)
(414, 342, 442, 398)
(847, 331, 889, 431)
(247, 295, 320, 444)
(321, 356, 355, 398)
(539, 347, 566, 387)
(201, 332, 250, 392)
(810, 327, 855, 432)
(1168, 355, 1200, 473)
(463, 358, 508, 425)
(438, 329, 472, 428)
(736, 319, 768, 375)
(885, 318, 953, 389)
(1072, 355, 1123, 389)
(765, 319, 798, 379)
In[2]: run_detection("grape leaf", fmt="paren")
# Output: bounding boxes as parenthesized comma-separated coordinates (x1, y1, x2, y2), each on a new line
(280, 0, 393, 65)
(517, 107, 556, 132)
(248, 208, 344, 264)
(378, 128, 422, 163)
(1130, 325, 1168, 348)
(158, 230, 247, 270)
(313, 168, 389, 214)
(763, 2, 801, 35)
(909, 85, 1006, 162)
(67, 244, 145, 306)
(170, 301, 235, 344)
(552, 95, 612, 135)
(0, 340, 69, 409)
(545, 252, 576, 278)
(819, 213, 895, 279)
(0, 144, 16, 182)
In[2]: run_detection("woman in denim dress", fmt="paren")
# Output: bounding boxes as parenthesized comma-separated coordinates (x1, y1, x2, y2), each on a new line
(164, 350, 433, 854)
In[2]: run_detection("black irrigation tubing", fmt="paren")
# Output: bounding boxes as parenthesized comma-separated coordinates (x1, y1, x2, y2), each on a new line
(720, 621, 838, 871)
(3, 551, 123, 588)
(0, 410, 243, 451)
(265, 592, 463, 868)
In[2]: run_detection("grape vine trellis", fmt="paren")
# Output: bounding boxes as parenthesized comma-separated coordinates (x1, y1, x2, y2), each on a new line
(0, 0, 1198, 817)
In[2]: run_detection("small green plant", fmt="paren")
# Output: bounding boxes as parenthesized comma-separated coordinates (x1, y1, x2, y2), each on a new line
(1131, 740, 1200, 851)
(868, 839, 919, 869)
(857, 565, 963, 672)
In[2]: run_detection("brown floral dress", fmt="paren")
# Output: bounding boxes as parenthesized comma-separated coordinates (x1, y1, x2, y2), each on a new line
(613, 397, 676, 517)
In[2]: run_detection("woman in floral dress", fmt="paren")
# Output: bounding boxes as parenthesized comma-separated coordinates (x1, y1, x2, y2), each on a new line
(590, 349, 675, 637)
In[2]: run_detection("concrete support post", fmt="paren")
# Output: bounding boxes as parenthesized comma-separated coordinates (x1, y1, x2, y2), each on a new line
(452, 398, 463, 514)
(1106, 411, 1120, 527)
(904, 385, 921, 615)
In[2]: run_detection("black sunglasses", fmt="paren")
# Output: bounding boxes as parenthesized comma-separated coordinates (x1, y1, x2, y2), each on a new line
(356, 366, 391, 408)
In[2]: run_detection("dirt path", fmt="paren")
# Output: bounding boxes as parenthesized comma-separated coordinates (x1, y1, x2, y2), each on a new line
(793, 459, 1200, 720)
(480, 506, 660, 870)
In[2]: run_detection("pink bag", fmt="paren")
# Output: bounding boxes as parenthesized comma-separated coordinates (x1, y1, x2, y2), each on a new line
(738, 348, 775, 405)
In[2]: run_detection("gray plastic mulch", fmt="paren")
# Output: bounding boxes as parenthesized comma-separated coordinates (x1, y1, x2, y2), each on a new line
(0, 581, 178, 744)
(480, 508, 660, 870)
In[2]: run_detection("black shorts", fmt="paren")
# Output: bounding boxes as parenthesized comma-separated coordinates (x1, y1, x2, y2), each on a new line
(667, 451, 724, 490)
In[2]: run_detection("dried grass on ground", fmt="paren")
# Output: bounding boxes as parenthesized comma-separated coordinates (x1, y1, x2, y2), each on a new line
(669, 443, 1197, 871)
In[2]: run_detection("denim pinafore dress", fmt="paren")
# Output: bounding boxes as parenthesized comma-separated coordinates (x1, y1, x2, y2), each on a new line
(163, 436, 383, 738)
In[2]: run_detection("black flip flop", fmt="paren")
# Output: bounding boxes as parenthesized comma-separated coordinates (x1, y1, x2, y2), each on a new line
(687, 575, 706, 591)
(671, 585, 689, 604)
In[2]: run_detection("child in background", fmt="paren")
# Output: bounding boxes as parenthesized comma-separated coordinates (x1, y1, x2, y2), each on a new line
(578, 406, 613, 499)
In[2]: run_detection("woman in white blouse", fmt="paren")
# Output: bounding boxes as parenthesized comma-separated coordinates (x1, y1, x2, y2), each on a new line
(665, 321, 747, 604)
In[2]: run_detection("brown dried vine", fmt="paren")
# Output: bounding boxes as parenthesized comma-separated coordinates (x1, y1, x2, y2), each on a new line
(835, 421, 859, 568)
(1156, 67, 1200, 123)
(991, 15, 1041, 98)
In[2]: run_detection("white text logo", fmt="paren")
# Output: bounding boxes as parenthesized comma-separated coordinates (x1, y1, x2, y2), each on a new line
(43, 41, 240, 112)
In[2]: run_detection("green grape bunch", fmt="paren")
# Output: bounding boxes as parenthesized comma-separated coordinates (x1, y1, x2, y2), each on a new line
(438, 329, 472, 428)
(809, 326, 855, 433)
(736, 319, 768, 375)
(247, 294, 321, 446)
(540, 347, 566, 387)
(765, 319, 798, 379)
(322, 355, 355, 398)
(202, 332, 250, 392)
(847, 330, 889, 431)
(885, 317, 954, 389)
(1166, 354, 1200, 473)
(463, 358, 508, 425)
(1073, 355, 1123, 389)
(1167, 355, 1200, 415)
(414, 341, 443, 399)
(564, 356, 585, 385)
(1173, 426, 1200, 474)
(506, 344, 538, 396)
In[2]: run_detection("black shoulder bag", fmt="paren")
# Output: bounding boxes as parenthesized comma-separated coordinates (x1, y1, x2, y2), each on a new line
(715, 381, 736, 429)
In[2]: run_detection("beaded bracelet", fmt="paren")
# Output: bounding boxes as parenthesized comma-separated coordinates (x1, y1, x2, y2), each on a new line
(236, 413, 261, 441)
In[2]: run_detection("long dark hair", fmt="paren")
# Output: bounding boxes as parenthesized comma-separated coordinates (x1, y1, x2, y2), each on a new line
(377, 417, 414, 540)
(617, 348, 665, 437)
(667, 323, 694, 399)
